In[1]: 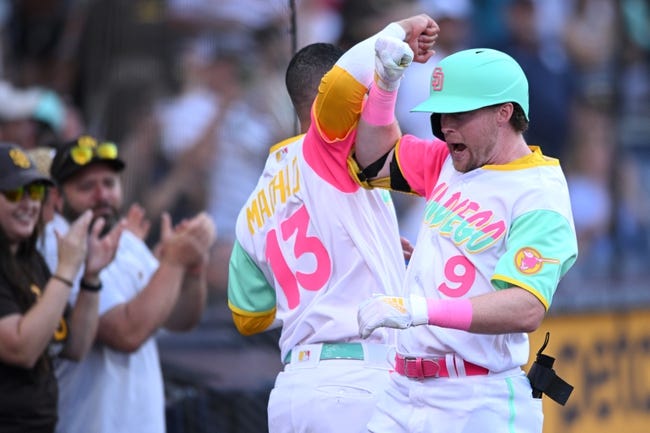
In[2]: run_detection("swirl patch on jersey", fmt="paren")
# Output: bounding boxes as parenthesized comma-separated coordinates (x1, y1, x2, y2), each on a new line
(514, 247, 559, 275)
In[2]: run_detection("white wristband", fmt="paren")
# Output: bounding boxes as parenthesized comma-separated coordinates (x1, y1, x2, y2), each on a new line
(409, 294, 429, 326)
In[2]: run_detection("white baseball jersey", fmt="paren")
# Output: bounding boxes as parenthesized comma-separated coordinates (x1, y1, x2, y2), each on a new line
(227, 25, 408, 362)
(228, 131, 405, 361)
(394, 137, 578, 372)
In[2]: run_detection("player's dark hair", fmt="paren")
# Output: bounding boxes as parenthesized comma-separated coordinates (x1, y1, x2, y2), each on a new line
(510, 103, 529, 134)
(486, 102, 529, 134)
(285, 43, 344, 122)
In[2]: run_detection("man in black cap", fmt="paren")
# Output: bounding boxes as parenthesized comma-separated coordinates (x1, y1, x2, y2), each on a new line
(40, 134, 216, 433)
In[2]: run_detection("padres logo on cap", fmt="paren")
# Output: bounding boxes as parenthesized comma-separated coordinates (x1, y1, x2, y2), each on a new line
(9, 148, 31, 169)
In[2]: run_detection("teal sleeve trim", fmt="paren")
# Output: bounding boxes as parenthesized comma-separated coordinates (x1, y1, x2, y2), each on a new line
(492, 210, 578, 308)
(227, 240, 276, 316)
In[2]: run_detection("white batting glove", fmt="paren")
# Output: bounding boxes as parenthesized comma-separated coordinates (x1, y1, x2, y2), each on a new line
(374, 36, 414, 91)
(358, 294, 428, 338)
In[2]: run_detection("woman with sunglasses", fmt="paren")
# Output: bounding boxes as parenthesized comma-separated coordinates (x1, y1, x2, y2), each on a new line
(0, 142, 123, 432)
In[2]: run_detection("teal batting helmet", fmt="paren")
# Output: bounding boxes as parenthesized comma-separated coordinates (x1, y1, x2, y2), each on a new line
(411, 48, 529, 140)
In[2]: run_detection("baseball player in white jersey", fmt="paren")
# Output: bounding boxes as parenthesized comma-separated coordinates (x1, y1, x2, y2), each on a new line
(227, 15, 439, 433)
(352, 37, 579, 432)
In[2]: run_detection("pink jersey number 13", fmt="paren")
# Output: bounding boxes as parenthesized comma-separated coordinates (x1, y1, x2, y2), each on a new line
(265, 205, 332, 309)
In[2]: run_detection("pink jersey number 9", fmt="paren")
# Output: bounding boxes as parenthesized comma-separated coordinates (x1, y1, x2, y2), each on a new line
(437, 255, 475, 297)
(265, 204, 332, 309)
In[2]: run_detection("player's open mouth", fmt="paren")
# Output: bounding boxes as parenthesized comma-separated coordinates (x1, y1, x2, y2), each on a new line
(449, 143, 466, 153)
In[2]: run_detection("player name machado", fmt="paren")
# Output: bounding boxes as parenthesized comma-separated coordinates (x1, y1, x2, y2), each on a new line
(245, 153, 300, 235)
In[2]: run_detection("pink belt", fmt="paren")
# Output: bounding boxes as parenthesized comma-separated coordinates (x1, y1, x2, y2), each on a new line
(394, 353, 489, 379)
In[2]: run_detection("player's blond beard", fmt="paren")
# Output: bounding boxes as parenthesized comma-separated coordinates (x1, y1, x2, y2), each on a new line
(456, 121, 500, 173)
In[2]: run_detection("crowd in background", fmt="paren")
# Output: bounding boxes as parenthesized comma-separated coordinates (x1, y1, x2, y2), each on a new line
(0, 0, 648, 310)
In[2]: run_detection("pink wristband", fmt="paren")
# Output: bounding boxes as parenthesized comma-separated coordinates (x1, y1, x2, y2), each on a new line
(361, 84, 397, 126)
(426, 298, 473, 331)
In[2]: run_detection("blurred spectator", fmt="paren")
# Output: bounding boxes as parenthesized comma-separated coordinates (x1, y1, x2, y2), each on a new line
(130, 35, 231, 248)
(613, 0, 650, 275)
(0, 80, 68, 149)
(111, 27, 283, 299)
(493, 0, 575, 160)
(618, 0, 650, 151)
(72, 0, 174, 135)
(564, 102, 615, 278)
(563, 0, 619, 109)
(41, 135, 215, 433)
(613, 153, 650, 276)
(202, 39, 280, 298)
(3, 0, 73, 89)
(249, 22, 298, 137)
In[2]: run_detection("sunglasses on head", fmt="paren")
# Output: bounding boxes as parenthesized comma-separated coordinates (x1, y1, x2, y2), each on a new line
(69, 136, 118, 166)
(1, 183, 46, 203)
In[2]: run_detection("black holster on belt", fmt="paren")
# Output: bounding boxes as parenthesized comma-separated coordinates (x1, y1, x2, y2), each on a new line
(527, 332, 574, 405)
